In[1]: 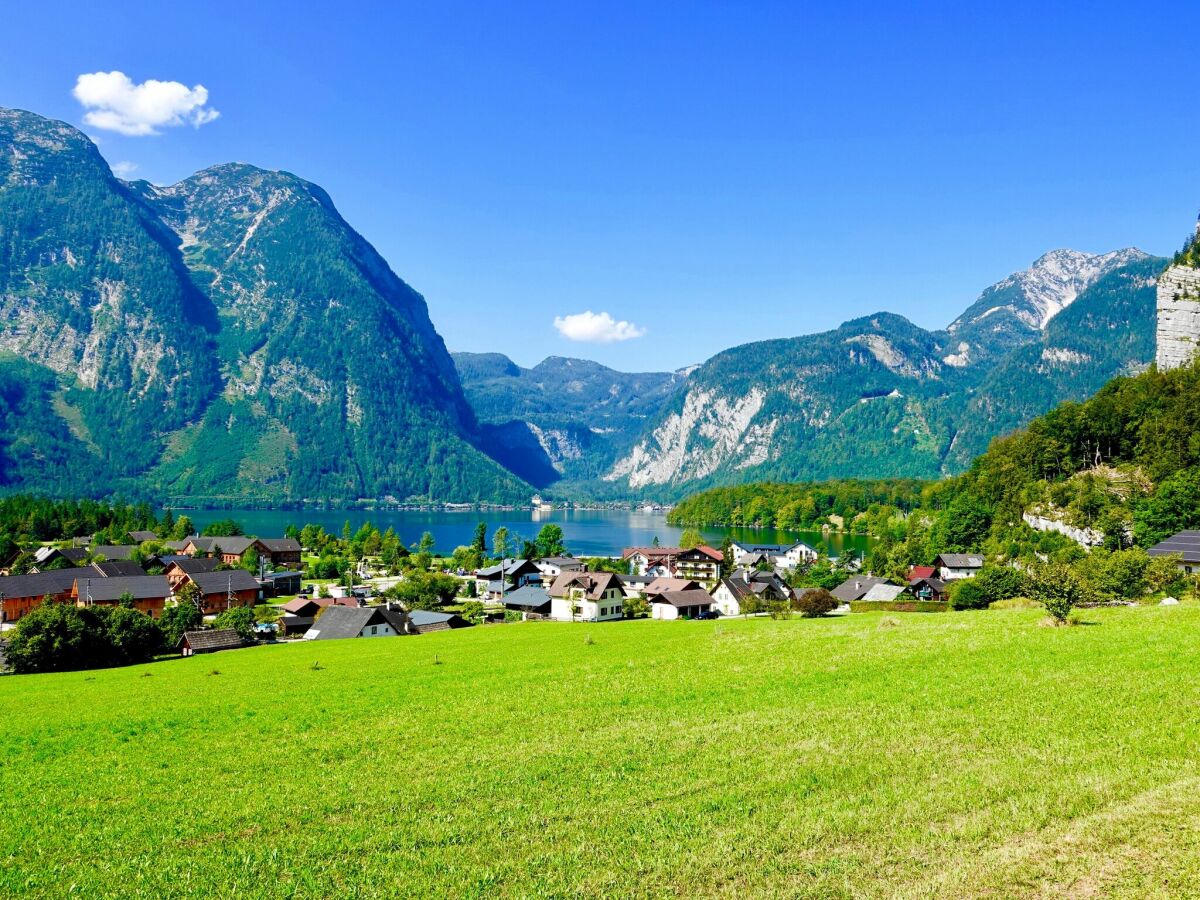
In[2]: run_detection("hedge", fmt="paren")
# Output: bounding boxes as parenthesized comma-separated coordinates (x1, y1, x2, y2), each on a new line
(849, 600, 949, 613)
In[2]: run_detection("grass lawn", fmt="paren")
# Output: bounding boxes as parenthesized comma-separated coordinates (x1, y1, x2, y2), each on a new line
(3, 606, 1200, 897)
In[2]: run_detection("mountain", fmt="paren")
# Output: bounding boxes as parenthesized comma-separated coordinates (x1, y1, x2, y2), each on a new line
(452, 353, 685, 487)
(602, 250, 1163, 499)
(0, 107, 528, 503)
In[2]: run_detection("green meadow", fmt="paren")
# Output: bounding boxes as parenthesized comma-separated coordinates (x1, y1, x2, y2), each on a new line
(3, 607, 1200, 898)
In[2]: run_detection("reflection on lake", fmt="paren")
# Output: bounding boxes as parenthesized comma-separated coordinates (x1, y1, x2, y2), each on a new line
(187, 508, 872, 560)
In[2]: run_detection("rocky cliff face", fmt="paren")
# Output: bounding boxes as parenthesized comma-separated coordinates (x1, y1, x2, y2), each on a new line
(1156, 261, 1200, 370)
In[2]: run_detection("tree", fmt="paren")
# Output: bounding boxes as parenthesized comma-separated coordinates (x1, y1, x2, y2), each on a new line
(97, 606, 163, 665)
(651, 535, 661, 548)
(739, 594, 763, 618)
(176, 581, 204, 616)
(213, 606, 256, 641)
(766, 597, 792, 620)
(472, 522, 488, 556)
(4, 602, 108, 673)
(679, 528, 704, 550)
(948, 579, 990, 611)
(172, 514, 194, 541)
(240, 546, 260, 574)
(202, 518, 243, 537)
(160, 601, 202, 649)
(389, 572, 460, 611)
(794, 588, 837, 618)
(459, 600, 485, 625)
(1030, 562, 1091, 624)
(623, 595, 649, 619)
(534, 524, 566, 558)
(417, 531, 436, 556)
(492, 527, 510, 562)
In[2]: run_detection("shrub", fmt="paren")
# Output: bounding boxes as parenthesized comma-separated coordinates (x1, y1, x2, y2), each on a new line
(1030, 562, 1092, 624)
(766, 598, 792, 620)
(623, 596, 649, 619)
(5, 602, 162, 674)
(212, 606, 256, 641)
(949, 579, 990, 611)
(972, 566, 1028, 604)
(459, 600, 485, 624)
(794, 588, 837, 618)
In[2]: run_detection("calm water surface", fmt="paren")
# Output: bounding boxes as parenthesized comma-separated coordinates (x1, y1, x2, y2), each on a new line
(186, 508, 873, 560)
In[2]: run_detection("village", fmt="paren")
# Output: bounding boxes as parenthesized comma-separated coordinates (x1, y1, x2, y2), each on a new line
(3, 517, 1197, 672)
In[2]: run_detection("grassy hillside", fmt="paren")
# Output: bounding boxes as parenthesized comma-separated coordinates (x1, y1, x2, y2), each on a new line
(4, 609, 1200, 896)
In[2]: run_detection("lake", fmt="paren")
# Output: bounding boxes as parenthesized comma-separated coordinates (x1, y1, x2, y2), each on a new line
(185, 508, 873, 561)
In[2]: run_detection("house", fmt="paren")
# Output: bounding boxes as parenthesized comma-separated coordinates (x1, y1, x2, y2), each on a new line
(622, 547, 683, 577)
(279, 615, 315, 637)
(182, 536, 277, 566)
(89, 545, 138, 562)
(908, 576, 948, 602)
(731, 540, 819, 570)
(255, 538, 302, 568)
(177, 569, 262, 615)
(406, 610, 472, 633)
(547, 571, 625, 622)
(907, 565, 937, 581)
(934, 553, 985, 581)
(304, 605, 411, 641)
(617, 574, 657, 598)
(72, 575, 171, 618)
(163, 557, 222, 590)
(650, 589, 715, 620)
(1148, 531, 1200, 574)
(712, 569, 791, 616)
(475, 558, 543, 598)
(675, 546, 724, 585)
(258, 570, 303, 597)
(30, 546, 89, 570)
(831, 576, 889, 603)
(534, 557, 586, 582)
(502, 584, 553, 619)
(180, 629, 245, 656)
(0, 570, 82, 623)
(90, 560, 149, 578)
(126, 530, 158, 543)
(860, 583, 909, 602)
(644, 577, 703, 600)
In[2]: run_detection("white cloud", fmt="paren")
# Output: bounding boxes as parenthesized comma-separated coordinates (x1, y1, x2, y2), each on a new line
(553, 310, 646, 343)
(72, 71, 219, 136)
(110, 160, 139, 178)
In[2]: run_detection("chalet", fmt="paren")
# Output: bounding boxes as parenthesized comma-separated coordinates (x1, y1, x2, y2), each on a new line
(180, 629, 245, 656)
(406, 610, 472, 633)
(860, 583, 909, 602)
(831, 576, 889, 603)
(731, 540, 818, 570)
(712, 569, 790, 616)
(474, 558, 542, 598)
(304, 605, 411, 641)
(623, 547, 681, 577)
(163, 557, 222, 590)
(90, 545, 138, 562)
(126, 531, 158, 543)
(30, 546, 89, 570)
(258, 570, 303, 597)
(934, 554, 984, 581)
(280, 596, 331, 617)
(908, 576, 948, 602)
(90, 560, 148, 578)
(907, 565, 937, 581)
(534, 556, 586, 582)
(644, 577, 703, 600)
(72, 575, 171, 618)
(177, 569, 262, 615)
(650, 589, 715, 620)
(675, 546, 724, 585)
(0, 570, 80, 624)
(503, 584, 553, 619)
(548, 571, 625, 622)
(255, 538, 302, 567)
(183, 536, 258, 565)
(1148, 531, 1200, 574)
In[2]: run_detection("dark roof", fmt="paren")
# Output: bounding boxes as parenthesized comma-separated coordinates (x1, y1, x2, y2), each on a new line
(831, 576, 888, 603)
(281, 596, 325, 615)
(936, 553, 985, 569)
(262, 570, 303, 580)
(75, 575, 171, 602)
(187, 536, 256, 556)
(257, 538, 301, 553)
(1149, 531, 1200, 564)
(406, 610, 470, 630)
(90, 545, 137, 561)
(167, 557, 222, 576)
(0, 569, 80, 599)
(307, 606, 409, 640)
(187, 569, 262, 595)
(503, 585, 551, 609)
(162, 541, 189, 552)
(91, 560, 148, 577)
(54, 547, 90, 564)
(127, 531, 158, 542)
(476, 558, 539, 578)
(535, 556, 584, 568)
(652, 589, 714, 608)
(908, 576, 947, 592)
(280, 615, 315, 628)
(182, 629, 245, 652)
(549, 571, 623, 600)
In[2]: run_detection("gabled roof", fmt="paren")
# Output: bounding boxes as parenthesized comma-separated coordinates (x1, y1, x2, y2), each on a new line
(0, 569, 81, 599)
(831, 576, 888, 603)
(677, 545, 723, 562)
(549, 571, 622, 600)
(1149, 530, 1200, 564)
(166, 557, 222, 576)
(652, 589, 714, 608)
(908, 576, 947, 592)
(74, 575, 171, 602)
(535, 556, 585, 569)
(127, 531, 158, 543)
(645, 577, 702, 596)
(306, 605, 409, 641)
(935, 553, 985, 569)
(503, 585, 552, 609)
(908, 565, 937, 580)
(406, 609, 469, 629)
(90, 545, 137, 561)
(256, 538, 301, 553)
(476, 558, 540, 579)
(182, 629, 244, 652)
(34, 546, 89, 565)
(91, 560, 148, 578)
(622, 546, 683, 560)
(185, 569, 262, 595)
(187, 536, 256, 556)
(281, 596, 327, 615)
(861, 583, 909, 602)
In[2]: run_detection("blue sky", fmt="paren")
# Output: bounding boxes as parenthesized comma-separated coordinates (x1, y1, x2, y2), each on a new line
(2, 1, 1197, 371)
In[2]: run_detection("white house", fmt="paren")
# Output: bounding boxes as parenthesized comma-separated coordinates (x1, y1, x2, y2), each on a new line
(304, 605, 411, 641)
(534, 556, 586, 582)
(934, 553, 984, 581)
(712, 570, 790, 616)
(731, 540, 818, 570)
(547, 571, 625, 622)
(650, 588, 715, 620)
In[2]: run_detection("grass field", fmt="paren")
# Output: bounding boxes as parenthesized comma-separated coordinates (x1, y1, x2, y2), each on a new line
(3, 606, 1200, 897)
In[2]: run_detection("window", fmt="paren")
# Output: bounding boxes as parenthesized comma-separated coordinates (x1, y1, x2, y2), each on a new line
(370, 625, 377, 635)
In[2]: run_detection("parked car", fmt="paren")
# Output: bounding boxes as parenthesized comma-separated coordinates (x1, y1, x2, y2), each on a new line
(697, 609, 721, 620)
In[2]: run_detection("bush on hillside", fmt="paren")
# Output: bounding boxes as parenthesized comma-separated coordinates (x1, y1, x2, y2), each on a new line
(949, 578, 990, 611)
(5, 602, 162, 674)
(1029, 563, 1093, 623)
(794, 588, 838, 618)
